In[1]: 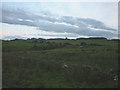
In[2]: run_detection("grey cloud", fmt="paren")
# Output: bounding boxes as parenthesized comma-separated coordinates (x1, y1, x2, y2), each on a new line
(60, 16, 116, 31)
(28, 33, 78, 37)
(1, 7, 118, 39)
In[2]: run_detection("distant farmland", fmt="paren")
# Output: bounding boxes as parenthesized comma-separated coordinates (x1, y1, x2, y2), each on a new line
(2, 38, 119, 88)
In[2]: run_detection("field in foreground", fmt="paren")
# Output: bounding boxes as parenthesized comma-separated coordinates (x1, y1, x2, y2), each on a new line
(2, 39, 119, 88)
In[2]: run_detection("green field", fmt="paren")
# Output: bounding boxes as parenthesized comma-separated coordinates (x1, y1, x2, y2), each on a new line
(2, 39, 119, 88)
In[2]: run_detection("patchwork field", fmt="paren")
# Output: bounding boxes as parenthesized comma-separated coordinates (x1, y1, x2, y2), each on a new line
(2, 39, 119, 88)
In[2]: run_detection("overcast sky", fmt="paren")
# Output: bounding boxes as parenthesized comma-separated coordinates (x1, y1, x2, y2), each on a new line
(0, 2, 118, 40)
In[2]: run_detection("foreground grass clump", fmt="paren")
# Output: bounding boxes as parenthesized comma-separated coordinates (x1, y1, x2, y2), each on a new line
(2, 39, 118, 88)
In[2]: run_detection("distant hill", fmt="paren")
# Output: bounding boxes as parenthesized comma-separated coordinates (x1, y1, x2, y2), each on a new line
(76, 37, 107, 40)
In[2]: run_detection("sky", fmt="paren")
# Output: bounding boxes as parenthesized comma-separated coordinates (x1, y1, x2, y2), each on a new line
(0, 2, 118, 40)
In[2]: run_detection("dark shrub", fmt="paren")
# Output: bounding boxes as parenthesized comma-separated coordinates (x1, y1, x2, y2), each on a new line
(81, 42, 87, 46)
(64, 42, 71, 45)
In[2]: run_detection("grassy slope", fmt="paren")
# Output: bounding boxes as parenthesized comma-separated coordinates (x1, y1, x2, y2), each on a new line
(2, 39, 118, 88)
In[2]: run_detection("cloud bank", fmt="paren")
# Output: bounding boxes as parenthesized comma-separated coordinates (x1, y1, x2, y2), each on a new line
(1, 7, 118, 39)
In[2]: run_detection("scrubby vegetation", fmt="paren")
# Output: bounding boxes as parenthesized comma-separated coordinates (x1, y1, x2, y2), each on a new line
(2, 38, 119, 88)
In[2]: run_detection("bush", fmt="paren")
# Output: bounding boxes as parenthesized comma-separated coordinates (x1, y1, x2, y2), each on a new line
(64, 42, 71, 45)
(81, 42, 87, 46)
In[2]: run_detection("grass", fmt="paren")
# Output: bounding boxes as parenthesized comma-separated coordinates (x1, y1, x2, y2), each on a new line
(2, 39, 119, 88)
